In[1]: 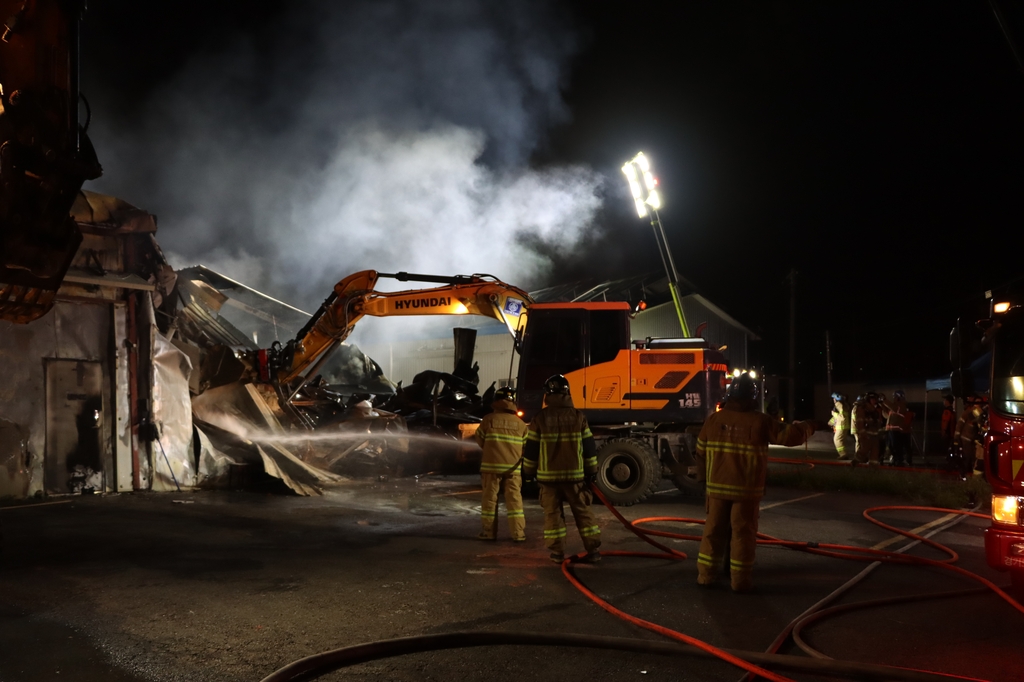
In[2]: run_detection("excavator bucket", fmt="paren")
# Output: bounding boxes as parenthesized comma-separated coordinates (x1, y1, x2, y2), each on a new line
(0, 0, 102, 324)
(0, 217, 82, 324)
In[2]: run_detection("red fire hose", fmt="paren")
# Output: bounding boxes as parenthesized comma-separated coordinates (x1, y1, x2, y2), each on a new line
(558, 485, 1021, 682)
(260, 482, 1019, 682)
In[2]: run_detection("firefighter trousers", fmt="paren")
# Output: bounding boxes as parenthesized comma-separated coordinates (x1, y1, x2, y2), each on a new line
(538, 481, 601, 555)
(697, 496, 759, 589)
(480, 473, 525, 540)
(887, 431, 912, 466)
(833, 429, 851, 459)
(854, 432, 879, 464)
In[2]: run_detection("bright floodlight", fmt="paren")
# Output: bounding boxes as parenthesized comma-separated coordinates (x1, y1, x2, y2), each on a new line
(620, 149, 692, 338)
(621, 152, 662, 217)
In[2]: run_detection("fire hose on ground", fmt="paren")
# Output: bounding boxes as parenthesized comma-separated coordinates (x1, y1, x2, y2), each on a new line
(260, 485, 1020, 682)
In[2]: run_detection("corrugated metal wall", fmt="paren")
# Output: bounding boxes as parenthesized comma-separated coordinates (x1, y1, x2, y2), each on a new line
(0, 301, 115, 499)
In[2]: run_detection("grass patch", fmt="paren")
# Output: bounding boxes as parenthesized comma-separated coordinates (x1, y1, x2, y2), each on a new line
(767, 463, 991, 509)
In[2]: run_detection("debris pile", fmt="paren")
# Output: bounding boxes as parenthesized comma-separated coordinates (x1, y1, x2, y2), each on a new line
(159, 268, 486, 495)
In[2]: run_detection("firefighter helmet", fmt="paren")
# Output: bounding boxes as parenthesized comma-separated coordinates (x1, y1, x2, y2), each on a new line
(831, 392, 846, 402)
(727, 372, 759, 401)
(866, 392, 879, 402)
(893, 389, 906, 400)
(494, 386, 517, 402)
(543, 374, 571, 395)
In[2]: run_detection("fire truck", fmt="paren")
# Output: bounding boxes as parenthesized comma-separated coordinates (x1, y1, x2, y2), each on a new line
(951, 295, 1024, 596)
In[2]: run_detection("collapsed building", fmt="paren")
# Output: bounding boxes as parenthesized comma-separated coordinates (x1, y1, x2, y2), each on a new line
(0, 192, 400, 502)
(1, 191, 165, 500)
(2, 194, 758, 504)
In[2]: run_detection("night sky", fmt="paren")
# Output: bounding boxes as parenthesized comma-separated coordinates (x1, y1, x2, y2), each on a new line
(81, 1, 1024, 404)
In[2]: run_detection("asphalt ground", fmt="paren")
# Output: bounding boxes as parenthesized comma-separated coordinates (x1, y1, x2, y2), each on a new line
(0, 472, 1020, 682)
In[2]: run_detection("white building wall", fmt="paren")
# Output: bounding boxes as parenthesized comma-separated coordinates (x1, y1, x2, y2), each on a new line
(358, 330, 520, 393)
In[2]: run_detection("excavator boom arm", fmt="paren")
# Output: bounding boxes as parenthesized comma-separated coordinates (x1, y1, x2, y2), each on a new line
(278, 270, 532, 385)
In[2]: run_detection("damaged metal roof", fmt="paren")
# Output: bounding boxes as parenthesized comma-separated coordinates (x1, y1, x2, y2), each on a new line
(175, 265, 311, 349)
(529, 271, 696, 306)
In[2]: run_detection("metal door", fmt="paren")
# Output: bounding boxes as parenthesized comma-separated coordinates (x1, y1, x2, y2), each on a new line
(45, 359, 104, 494)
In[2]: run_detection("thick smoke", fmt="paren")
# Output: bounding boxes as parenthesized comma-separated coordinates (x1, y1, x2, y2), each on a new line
(90, 0, 604, 317)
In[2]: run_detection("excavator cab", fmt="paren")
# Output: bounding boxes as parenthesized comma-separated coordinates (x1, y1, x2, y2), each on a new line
(516, 302, 632, 419)
(517, 301, 727, 426)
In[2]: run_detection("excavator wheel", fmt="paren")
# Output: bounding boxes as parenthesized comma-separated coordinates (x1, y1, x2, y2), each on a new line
(668, 432, 705, 499)
(595, 438, 660, 507)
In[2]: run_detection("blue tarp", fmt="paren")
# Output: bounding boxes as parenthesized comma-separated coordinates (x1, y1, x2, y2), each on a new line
(925, 352, 991, 393)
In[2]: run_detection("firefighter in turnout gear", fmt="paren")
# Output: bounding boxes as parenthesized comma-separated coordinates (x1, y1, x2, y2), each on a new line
(940, 395, 957, 455)
(954, 397, 986, 474)
(852, 393, 883, 464)
(885, 389, 915, 467)
(474, 387, 528, 541)
(523, 374, 602, 564)
(694, 373, 814, 592)
(828, 392, 852, 460)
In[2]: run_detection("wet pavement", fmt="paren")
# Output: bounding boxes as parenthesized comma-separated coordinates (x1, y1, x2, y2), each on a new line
(0, 475, 1020, 681)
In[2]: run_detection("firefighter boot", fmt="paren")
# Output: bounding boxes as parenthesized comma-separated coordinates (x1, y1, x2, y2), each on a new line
(731, 571, 754, 593)
(697, 570, 719, 586)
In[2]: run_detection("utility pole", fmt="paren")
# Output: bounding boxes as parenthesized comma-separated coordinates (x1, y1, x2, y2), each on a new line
(825, 330, 833, 399)
(787, 269, 797, 421)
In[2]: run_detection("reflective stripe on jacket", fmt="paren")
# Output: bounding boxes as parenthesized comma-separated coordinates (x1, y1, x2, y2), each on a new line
(695, 399, 813, 500)
(828, 404, 850, 432)
(523, 393, 597, 483)
(475, 399, 528, 474)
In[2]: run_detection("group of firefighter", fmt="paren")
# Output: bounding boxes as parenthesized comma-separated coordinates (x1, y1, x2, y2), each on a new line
(474, 371, 815, 593)
(828, 390, 916, 466)
(477, 372, 990, 593)
(828, 390, 988, 473)
(474, 375, 602, 564)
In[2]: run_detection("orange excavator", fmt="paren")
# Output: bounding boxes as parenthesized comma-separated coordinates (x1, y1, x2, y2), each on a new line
(0, 0, 103, 324)
(234, 270, 728, 505)
(256, 270, 531, 390)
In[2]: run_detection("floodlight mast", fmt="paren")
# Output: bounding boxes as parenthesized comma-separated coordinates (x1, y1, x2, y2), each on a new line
(621, 152, 692, 337)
